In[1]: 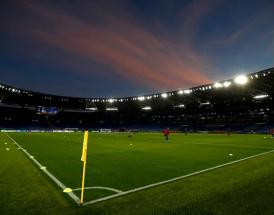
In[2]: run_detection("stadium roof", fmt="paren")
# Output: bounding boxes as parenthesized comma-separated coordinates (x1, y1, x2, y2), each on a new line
(0, 67, 273, 111)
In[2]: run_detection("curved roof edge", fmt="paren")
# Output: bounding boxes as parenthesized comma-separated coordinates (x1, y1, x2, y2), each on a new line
(0, 67, 273, 102)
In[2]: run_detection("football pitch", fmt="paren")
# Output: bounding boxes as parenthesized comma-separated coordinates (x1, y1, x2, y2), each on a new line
(1, 132, 274, 207)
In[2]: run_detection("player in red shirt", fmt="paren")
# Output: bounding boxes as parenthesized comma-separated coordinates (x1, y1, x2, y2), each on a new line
(163, 128, 170, 142)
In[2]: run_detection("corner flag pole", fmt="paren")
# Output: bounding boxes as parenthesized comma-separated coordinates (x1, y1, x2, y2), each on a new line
(80, 130, 89, 205)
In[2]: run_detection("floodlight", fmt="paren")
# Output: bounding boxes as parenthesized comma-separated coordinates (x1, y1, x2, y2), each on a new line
(86, 107, 98, 111)
(213, 82, 223, 88)
(142, 106, 151, 110)
(253, 94, 269, 99)
(106, 107, 118, 111)
(184, 89, 191, 94)
(161, 93, 168, 98)
(175, 104, 185, 108)
(223, 81, 231, 88)
(200, 101, 210, 105)
(137, 96, 145, 101)
(108, 98, 114, 103)
(178, 90, 184, 94)
(234, 75, 248, 85)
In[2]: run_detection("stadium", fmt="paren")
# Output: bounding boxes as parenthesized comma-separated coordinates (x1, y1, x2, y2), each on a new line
(1, 67, 274, 215)
(2, 1, 274, 215)
(1, 68, 273, 132)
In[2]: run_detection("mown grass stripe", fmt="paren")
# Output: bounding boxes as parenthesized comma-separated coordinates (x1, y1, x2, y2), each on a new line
(5, 133, 81, 206)
(83, 149, 274, 206)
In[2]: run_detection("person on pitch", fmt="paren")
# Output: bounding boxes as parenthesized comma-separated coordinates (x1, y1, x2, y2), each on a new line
(163, 128, 170, 142)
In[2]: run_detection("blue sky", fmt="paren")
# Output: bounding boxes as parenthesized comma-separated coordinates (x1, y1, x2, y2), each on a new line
(0, 0, 273, 97)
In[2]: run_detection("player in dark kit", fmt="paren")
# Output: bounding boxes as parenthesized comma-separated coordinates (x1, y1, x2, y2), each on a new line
(163, 128, 170, 142)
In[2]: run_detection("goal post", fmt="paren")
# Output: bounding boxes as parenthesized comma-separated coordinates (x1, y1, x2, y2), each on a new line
(64, 128, 79, 132)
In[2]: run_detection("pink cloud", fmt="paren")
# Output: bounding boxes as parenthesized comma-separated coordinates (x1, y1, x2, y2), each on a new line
(21, 1, 212, 90)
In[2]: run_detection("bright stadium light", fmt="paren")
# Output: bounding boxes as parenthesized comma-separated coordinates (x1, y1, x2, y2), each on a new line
(161, 93, 168, 98)
(108, 98, 114, 103)
(253, 94, 269, 100)
(213, 82, 223, 88)
(184, 89, 191, 94)
(177, 90, 184, 95)
(86, 107, 98, 111)
(174, 104, 185, 108)
(223, 81, 231, 88)
(234, 75, 248, 85)
(106, 107, 118, 111)
(142, 106, 152, 110)
(200, 101, 210, 105)
(137, 96, 145, 101)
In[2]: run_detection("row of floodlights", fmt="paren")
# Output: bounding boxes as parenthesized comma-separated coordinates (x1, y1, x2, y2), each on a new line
(86, 106, 152, 111)
(0, 85, 21, 93)
(0, 84, 33, 96)
(253, 94, 269, 100)
(0, 71, 271, 102)
(77, 73, 267, 103)
(86, 93, 269, 112)
(250, 71, 269, 80)
(102, 75, 249, 103)
(213, 75, 248, 89)
(87, 92, 270, 110)
(86, 104, 187, 112)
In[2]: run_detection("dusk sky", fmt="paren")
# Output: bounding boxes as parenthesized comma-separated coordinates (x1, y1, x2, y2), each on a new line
(1, 0, 274, 98)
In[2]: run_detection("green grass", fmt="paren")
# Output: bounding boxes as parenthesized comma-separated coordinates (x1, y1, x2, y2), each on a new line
(1, 132, 274, 214)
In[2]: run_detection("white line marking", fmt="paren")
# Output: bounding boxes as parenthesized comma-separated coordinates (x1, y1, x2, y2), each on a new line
(63, 188, 73, 193)
(183, 142, 274, 150)
(5, 133, 81, 206)
(72, 186, 123, 193)
(83, 149, 274, 206)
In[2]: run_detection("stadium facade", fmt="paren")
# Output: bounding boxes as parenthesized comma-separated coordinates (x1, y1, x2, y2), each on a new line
(0, 68, 273, 132)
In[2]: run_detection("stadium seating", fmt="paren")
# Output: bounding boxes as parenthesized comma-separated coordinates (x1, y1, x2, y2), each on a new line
(0, 68, 273, 133)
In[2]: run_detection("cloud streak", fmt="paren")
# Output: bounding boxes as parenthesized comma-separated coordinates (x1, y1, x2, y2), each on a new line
(20, 0, 211, 90)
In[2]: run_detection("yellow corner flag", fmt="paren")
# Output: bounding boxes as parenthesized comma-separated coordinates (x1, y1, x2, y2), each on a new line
(80, 130, 89, 205)
(81, 131, 88, 162)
